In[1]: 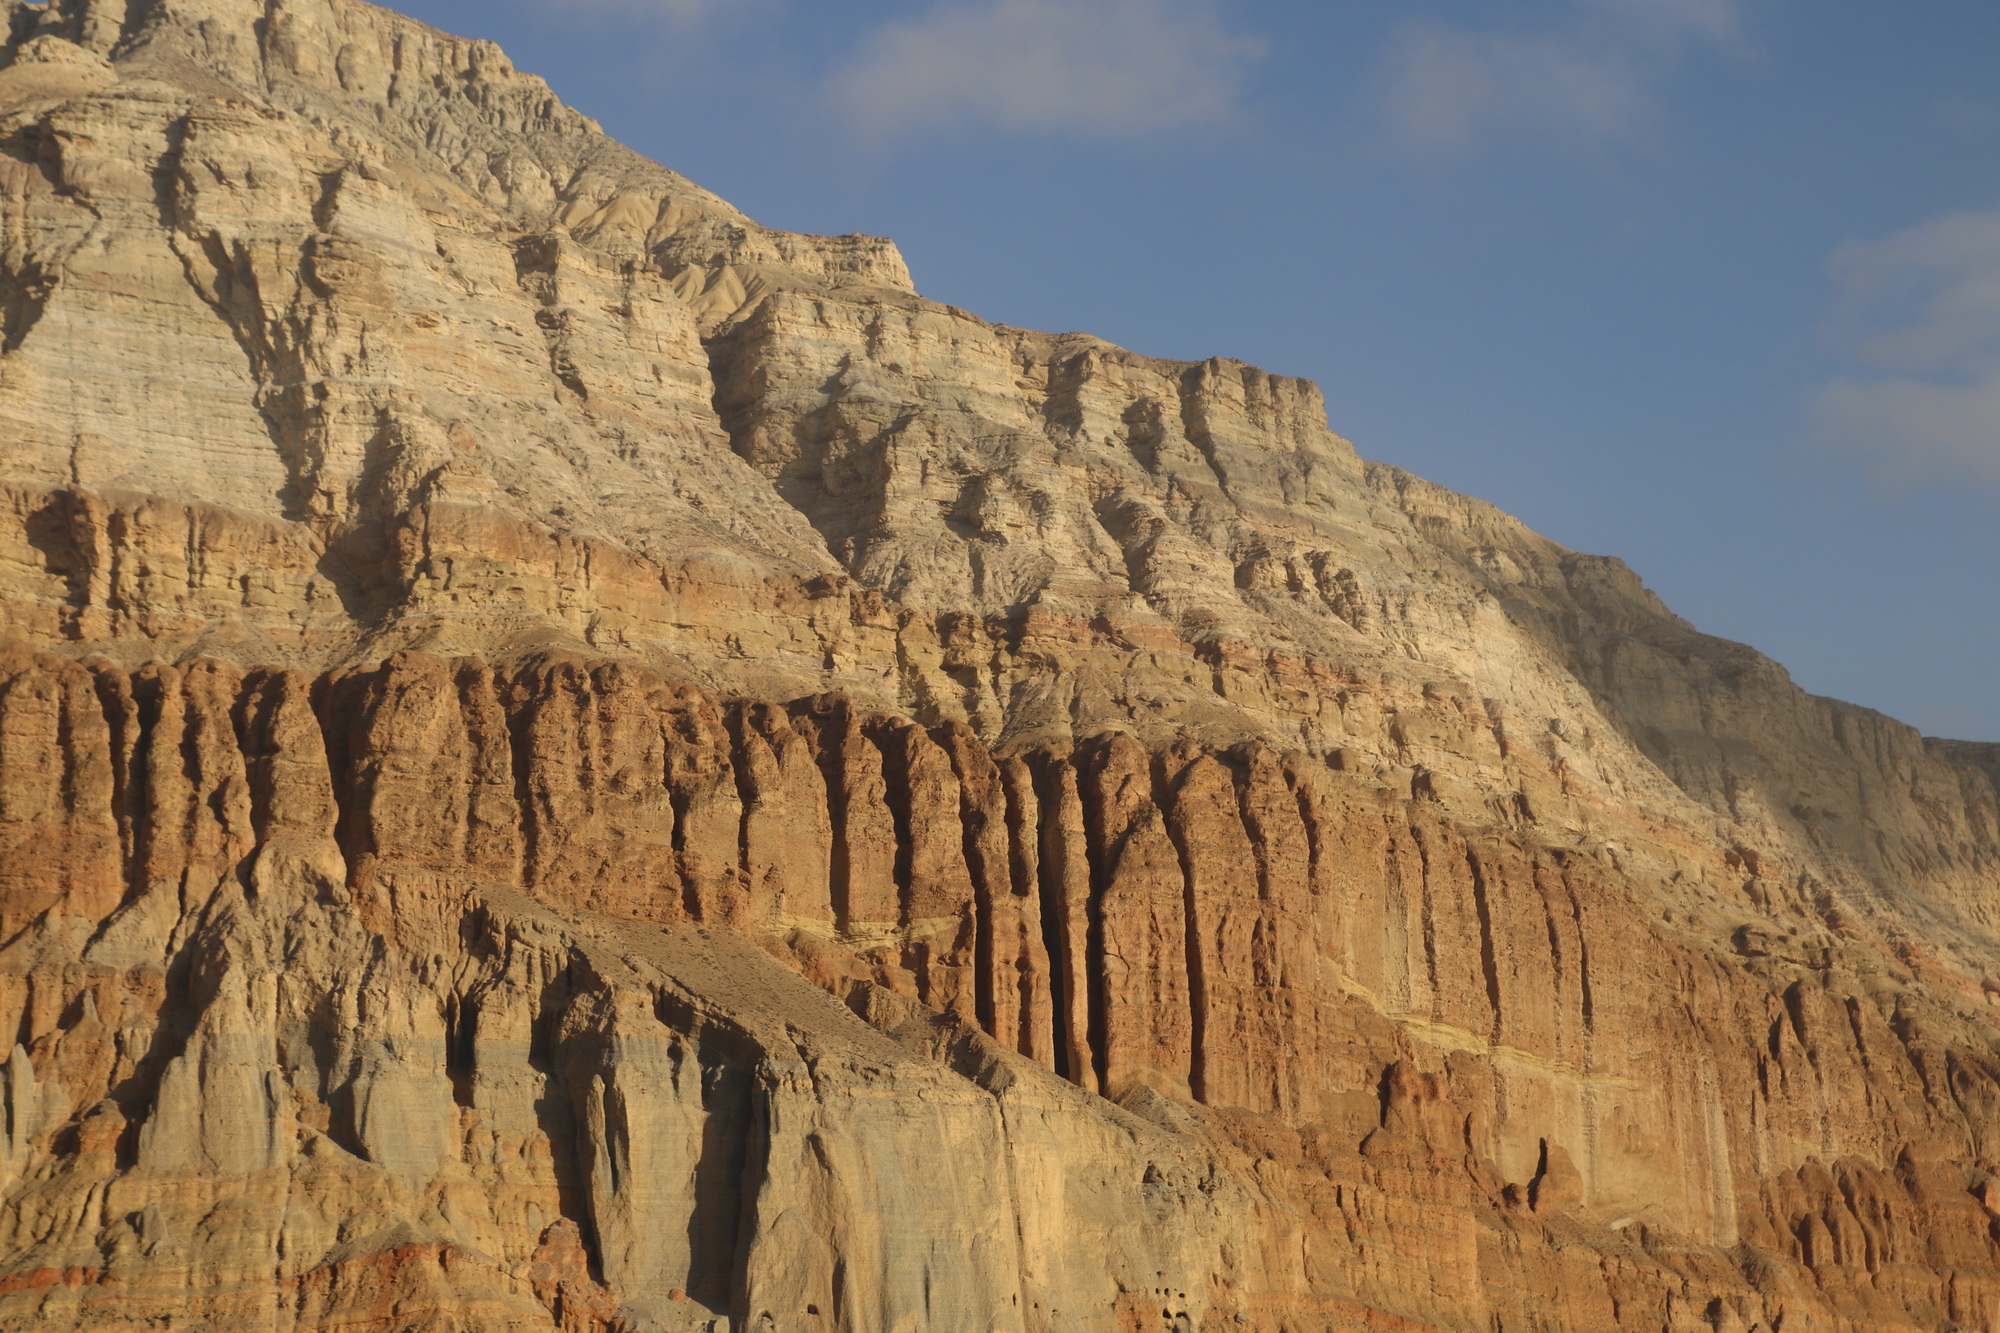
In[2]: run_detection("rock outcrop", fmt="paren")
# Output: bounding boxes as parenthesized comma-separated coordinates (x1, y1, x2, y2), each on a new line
(3, 2, 2000, 1331)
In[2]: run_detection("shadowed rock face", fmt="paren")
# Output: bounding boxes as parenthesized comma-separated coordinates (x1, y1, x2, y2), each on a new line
(3, 3, 2000, 1332)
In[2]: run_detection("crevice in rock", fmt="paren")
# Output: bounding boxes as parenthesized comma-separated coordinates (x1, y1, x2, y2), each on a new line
(1562, 863, 1597, 1052)
(18, 493, 87, 636)
(308, 669, 354, 878)
(1031, 755, 1077, 1085)
(723, 702, 763, 921)
(1174, 362, 1234, 495)
(938, 727, 1000, 1038)
(0, 248, 58, 355)
(105, 942, 201, 1170)
(687, 1050, 752, 1311)
(870, 720, 917, 935)
(1468, 847, 1504, 1046)
(1159, 754, 1208, 1106)
(310, 989, 366, 1161)
(725, 1076, 775, 1324)
(503, 666, 549, 900)
(533, 952, 606, 1286)
(1076, 739, 1117, 1095)
(1411, 823, 1442, 1015)
(794, 698, 856, 937)
(442, 990, 476, 1111)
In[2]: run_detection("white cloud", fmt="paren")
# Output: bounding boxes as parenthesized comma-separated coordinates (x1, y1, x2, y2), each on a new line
(538, 0, 712, 20)
(1381, 0, 1741, 153)
(829, 0, 1263, 140)
(1815, 207, 2000, 486)
(1934, 95, 2000, 135)
(1384, 26, 1647, 152)
(1581, 0, 1741, 45)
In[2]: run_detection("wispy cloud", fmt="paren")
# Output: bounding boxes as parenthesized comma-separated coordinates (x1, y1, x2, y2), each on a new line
(536, 0, 714, 20)
(1581, 0, 1742, 45)
(1933, 94, 2000, 136)
(1815, 207, 2000, 486)
(1381, 0, 1743, 153)
(829, 0, 1263, 140)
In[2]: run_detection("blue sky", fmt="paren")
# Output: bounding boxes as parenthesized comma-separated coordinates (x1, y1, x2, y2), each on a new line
(391, 0, 2000, 740)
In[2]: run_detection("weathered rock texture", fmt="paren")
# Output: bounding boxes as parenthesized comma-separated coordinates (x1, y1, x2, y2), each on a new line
(3, 2, 2000, 1331)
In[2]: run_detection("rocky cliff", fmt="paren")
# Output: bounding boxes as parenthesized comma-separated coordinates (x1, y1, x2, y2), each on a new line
(3, 2, 2000, 1330)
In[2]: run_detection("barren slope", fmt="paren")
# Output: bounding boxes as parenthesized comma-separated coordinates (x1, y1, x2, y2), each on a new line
(2, 2, 2000, 1331)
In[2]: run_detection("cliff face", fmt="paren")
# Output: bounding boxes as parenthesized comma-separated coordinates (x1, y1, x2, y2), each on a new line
(3, 2, 2000, 1331)
(11, 647, 2000, 1333)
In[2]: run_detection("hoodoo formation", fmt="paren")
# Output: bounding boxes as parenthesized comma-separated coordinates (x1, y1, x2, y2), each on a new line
(1, 2, 1999, 1330)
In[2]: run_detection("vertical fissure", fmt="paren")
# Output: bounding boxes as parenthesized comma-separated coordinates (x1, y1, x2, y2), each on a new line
(1467, 847, 1503, 1046)
(1075, 741, 1117, 1096)
(1159, 755, 1208, 1105)
(1411, 823, 1442, 1018)
(311, 668, 365, 891)
(90, 665, 145, 908)
(1562, 861, 1597, 1062)
(723, 704, 762, 919)
(999, 759, 1046, 1064)
(1031, 755, 1075, 1083)
(1085, 845, 1110, 1097)
(796, 703, 854, 936)
(872, 723, 917, 931)
(939, 731, 1000, 1038)
(503, 668, 546, 895)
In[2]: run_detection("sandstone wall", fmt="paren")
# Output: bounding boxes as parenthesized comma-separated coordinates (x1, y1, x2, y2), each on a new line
(4, 646, 2000, 1331)
(3, 2, 2000, 1330)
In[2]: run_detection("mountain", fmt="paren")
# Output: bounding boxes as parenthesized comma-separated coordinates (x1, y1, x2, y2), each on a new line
(3, 2, 2000, 1330)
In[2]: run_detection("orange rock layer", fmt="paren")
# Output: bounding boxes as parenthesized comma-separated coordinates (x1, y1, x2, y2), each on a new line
(7, 643, 2000, 1331)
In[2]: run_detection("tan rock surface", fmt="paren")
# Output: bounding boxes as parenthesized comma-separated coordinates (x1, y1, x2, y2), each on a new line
(3, 2, 2000, 1330)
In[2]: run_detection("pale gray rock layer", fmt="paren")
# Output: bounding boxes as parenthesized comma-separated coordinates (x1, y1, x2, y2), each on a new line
(1, 2, 1999, 1331)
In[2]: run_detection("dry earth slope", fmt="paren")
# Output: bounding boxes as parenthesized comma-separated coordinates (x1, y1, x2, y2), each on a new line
(2, 1, 2000, 1330)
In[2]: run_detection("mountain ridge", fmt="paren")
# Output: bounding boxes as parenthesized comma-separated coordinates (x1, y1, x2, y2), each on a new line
(1, 2, 2000, 1330)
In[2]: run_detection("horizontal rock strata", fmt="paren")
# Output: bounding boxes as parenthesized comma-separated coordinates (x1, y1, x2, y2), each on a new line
(3, 646, 2000, 1330)
(3, 1, 2000, 1330)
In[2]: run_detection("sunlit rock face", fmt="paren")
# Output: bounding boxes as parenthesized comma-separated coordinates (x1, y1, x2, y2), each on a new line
(4, 2, 2000, 1330)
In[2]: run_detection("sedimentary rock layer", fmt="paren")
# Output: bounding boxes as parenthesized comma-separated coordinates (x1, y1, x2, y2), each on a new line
(5, 647, 2000, 1330)
(4, 1, 2000, 1330)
